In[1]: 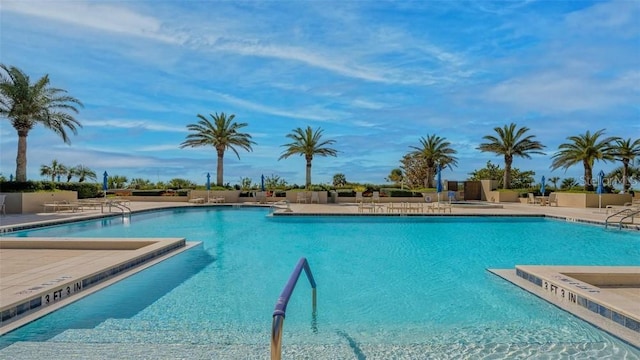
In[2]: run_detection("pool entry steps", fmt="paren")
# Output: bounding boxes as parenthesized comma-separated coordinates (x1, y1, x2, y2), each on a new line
(490, 265, 640, 348)
(0, 237, 192, 335)
(271, 257, 317, 360)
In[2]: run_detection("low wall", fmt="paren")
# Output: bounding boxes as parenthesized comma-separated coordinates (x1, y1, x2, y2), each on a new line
(1, 191, 78, 214)
(486, 191, 520, 203)
(556, 193, 632, 208)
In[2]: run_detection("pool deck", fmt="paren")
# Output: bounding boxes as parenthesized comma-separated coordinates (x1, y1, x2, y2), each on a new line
(0, 201, 638, 345)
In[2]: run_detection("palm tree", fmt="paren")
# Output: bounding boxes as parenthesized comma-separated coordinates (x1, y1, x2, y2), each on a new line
(72, 165, 97, 183)
(409, 134, 458, 188)
(551, 129, 617, 191)
(279, 126, 338, 189)
(180, 113, 255, 187)
(0, 65, 83, 181)
(611, 137, 640, 192)
(561, 177, 579, 190)
(108, 175, 128, 189)
(39, 159, 67, 182)
(477, 123, 545, 189)
(548, 176, 560, 190)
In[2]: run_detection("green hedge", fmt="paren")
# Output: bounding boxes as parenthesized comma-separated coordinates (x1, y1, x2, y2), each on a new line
(0, 181, 102, 199)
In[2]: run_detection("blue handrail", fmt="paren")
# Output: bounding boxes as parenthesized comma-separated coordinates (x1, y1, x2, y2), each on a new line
(271, 257, 317, 360)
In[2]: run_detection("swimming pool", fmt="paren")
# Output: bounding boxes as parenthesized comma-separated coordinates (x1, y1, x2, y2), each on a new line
(1, 208, 639, 358)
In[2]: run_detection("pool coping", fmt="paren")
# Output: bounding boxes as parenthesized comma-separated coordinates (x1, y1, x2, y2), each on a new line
(488, 267, 640, 349)
(0, 238, 200, 336)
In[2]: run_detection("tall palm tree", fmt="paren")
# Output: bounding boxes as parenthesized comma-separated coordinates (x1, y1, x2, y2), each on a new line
(409, 134, 458, 188)
(611, 137, 640, 192)
(180, 112, 255, 186)
(548, 176, 560, 190)
(279, 126, 338, 189)
(72, 165, 97, 183)
(39, 159, 66, 182)
(0, 65, 83, 181)
(477, 123, 545, 189)
(551, 129, 617, 191)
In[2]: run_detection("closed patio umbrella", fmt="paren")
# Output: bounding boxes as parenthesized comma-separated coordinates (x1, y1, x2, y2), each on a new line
(261, 174, 265, 192)
(103, 171, 108, 199)
(597, 170, 604, 209)
(540, 176, 546, 196)
(206, 173, 211, 201)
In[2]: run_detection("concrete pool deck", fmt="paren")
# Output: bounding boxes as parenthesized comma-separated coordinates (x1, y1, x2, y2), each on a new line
(0, 201, 638, 346)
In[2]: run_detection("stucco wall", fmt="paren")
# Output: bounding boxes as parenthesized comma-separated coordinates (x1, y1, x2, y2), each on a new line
(1, 191, 78, 214)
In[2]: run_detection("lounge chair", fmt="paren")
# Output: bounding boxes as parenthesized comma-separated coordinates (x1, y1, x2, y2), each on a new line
(547, 192, 558, 207)
(355, 192, 363, 204)
(0, 195, 5, 216)
(296, 192, 307, 203)
(208, 197, 225, 204)
(527, 193, 540, 205)
(189, 197, 205, 204)
(372, 191, 380, 203)
(310, 192, 320, 204)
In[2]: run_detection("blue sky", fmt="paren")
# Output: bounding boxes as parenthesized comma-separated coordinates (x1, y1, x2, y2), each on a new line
(1, 0, 639, 187)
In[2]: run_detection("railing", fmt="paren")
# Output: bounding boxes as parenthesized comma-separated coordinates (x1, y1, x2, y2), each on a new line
(605, 208, 640, 229)
(107, 200, 131, 217)
(271, 257, 317, 360)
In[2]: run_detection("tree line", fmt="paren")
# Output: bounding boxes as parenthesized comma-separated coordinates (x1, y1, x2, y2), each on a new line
(1, 65, 638, 193)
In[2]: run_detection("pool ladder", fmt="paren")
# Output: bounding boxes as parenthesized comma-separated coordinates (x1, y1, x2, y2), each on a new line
(271, 257, 317, 360)
(605, 208, 640, 229)
(108, 201, 131, 217)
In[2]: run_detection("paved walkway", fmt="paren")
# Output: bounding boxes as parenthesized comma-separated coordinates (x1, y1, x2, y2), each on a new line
(0, 200, 634, 230)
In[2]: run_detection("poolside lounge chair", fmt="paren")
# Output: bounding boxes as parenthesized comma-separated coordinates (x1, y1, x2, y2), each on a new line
(547, 192, 558, 207)
(189, 197, 205, 204)
(208, 196, 225, 204)
(355, 192, 363, 204)
(527, 193, 540, 205)
(310, 192, 320, 204)
(372, 191, 380, 203)
(296, 192, 307, 203)
(0, 195, 5, 216)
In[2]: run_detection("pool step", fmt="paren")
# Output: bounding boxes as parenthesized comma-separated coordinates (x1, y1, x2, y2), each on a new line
(1, 339, 632, 359)
(0, 341, 355, 359)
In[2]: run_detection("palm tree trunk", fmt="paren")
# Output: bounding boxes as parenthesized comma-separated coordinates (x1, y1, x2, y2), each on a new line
(305, 157, 312, 189)
(584, 160, 593, 191)
(622, 159, 630, 192)
(15, 130, 29, 182)
(216, 150, 224, 186)
(503, 156, 512, 189)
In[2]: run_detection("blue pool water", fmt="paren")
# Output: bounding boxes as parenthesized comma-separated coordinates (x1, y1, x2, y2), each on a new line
(1, 208, 639, 358)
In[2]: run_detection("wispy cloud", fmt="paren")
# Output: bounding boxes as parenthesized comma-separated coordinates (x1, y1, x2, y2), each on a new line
(83, 119, 187, 133)
(2, 1, 184, 44)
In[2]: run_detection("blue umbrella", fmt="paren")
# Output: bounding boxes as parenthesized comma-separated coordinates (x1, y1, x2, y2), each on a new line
(261, 174, 265, 191)
(436, 165, 442, 202)
(206, 173, 211, 191)
(540, 176, 546, 196)
(102, 171, 108, 198)
(597, 170, 605, 209)
(596, 170, 604, 194)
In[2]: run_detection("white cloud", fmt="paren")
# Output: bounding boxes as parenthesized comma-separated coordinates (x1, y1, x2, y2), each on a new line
(83, 119, 186, 133)
(2, 1, 184, 44)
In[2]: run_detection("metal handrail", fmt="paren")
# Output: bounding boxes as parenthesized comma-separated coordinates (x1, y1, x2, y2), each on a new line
(605, 207, 639, 228)
(616, 209, 640, 229)
(271, 257, 317, 360)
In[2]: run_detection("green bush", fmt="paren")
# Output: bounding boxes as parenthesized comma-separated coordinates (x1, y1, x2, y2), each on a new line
(381, 188, 424, 197)
(0, 181, 101, 199)
(57, 182, 102, 199)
